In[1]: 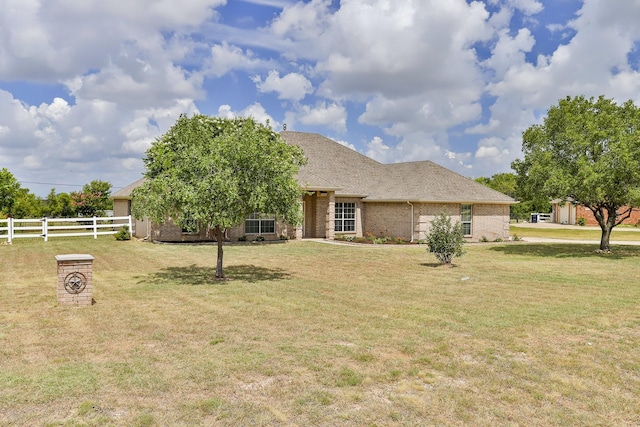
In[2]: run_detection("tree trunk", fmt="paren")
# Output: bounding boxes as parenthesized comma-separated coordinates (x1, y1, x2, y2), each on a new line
(215, 226, 224, 279)
(599, 225, 612, 252)
(590, 205, 617, 252)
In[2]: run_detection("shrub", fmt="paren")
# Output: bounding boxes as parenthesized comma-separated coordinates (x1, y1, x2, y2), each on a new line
(577, 216, 586, 226)
(237, 235, 247, 241)
(424, 211, 465, 265)
(479, 236, 489, 242)
(253, 235, 265, 242)
(114, 226, 131, 241)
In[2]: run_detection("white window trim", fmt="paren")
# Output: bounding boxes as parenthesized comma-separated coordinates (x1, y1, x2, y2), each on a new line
(245, 213, 276, 234)
(335, 202, 356, 233)
(461, 204, 472, 237)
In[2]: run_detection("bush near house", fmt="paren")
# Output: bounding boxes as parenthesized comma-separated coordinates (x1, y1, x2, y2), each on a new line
(425, 211, 466, 265)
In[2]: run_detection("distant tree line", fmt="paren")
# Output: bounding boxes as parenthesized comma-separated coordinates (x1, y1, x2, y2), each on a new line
(474, 172, 551, 222)
(0, 168, 112, 219)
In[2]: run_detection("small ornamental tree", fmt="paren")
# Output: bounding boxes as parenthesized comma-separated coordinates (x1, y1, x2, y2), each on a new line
(71, 180, 112, 217)
(132, 114, 306, 279)
(425, 211, 465, 265)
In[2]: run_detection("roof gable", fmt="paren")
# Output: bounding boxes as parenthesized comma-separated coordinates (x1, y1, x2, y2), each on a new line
(281, 131, 514, 204)
(114, 131, 515, 204)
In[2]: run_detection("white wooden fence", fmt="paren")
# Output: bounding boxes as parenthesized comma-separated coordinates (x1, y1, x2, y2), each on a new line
(0, 215, 133, 243)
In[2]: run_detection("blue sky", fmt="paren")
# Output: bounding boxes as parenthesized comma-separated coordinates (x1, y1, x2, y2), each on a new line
(1, 0, 640, 196)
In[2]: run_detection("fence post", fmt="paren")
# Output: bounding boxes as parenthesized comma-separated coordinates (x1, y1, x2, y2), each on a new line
(128, 215, 133, 236)
(42, 217, 48, 242)
(93, 216, 98, 239)
(8, 217, 13, 244)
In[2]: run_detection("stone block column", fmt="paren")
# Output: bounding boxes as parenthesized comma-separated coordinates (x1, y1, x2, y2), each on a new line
(55, 254, 94, 306)
(326, 191, 335, 240)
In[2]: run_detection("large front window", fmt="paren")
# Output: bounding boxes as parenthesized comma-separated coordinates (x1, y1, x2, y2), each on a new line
(245, 213, 275, 234)
(461, 204, 472, 236)
(335, 202, 356, 232)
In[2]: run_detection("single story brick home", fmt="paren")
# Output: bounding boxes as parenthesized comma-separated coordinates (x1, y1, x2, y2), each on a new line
(552, 200, 640, 226)
(113, 131, 515, 242)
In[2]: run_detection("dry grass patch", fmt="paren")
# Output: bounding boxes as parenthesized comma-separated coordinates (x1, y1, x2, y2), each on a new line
(1, 238, 639, 425)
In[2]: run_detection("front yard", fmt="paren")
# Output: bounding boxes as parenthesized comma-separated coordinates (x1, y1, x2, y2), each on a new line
(1, 238, 639, 426)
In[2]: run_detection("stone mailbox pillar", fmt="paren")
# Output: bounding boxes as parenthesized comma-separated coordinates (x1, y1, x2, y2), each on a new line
(55, 254, 94, 306)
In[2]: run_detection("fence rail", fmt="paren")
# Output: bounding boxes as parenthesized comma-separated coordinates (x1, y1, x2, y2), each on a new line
(0, 216, 133, 243)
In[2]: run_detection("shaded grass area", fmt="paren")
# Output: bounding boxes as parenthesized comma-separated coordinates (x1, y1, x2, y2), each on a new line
(510, 224, 640, 241)
(1, 237, 640, 426)
(493, 242, 640, 258)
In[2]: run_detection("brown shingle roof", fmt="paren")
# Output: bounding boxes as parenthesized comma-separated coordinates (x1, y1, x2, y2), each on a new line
(281, 131, 515, 204)
(112, 177, 145, 199)
(114, 131, 515, 204)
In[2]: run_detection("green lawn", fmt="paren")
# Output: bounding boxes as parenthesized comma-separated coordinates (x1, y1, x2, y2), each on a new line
(1, 238, 639, 426)
(511, 224, 640, 241)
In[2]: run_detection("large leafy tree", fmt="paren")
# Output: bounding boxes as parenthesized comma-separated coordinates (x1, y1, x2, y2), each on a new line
(475, 173, 550, 221)
(132, 114, 306, 279)
(44, 189, 75, 218)
(512, 95, 640, 251)
(0, 168, 21, 216)
(12, 189, 44, 218)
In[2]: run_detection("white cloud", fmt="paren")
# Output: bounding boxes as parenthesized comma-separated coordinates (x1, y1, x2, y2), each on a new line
(217, 103, 280, 129)
(297, 102, 346, 132)
(0, 0, 225, 81)
(206, 42, 270, 77)
(33, 97, 71, 122)
(508, 0, 543, 16)
(333, 138, 357, 151)
(0, 87, 199, 193)
(3, 0, 640, 193)
(270, 0, 332, 41)
(252, 70, 314, 101)
(483, 28, 536, 79)
(364, 136, 391, 163)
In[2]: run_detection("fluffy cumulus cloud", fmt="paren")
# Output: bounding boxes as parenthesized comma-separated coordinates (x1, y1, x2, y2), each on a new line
(0, 86, 199, 191)
(252, 71, 314, 101)
(3, 0, 640, 196)
(205, 42, 271, 78)
(297, 102, 346, 132)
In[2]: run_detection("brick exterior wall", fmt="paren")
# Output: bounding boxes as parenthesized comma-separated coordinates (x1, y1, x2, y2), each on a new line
(122, 195, 510, 243)
(302, 192, 331, 238)
(364, 202, 510, 242)
(575, 205, 640, 226)
(363, 202, 414, 239)
(471, 204, 511, 241)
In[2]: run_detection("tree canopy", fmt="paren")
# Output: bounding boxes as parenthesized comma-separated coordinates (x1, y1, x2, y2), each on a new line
(71, 180, 113, 217)
(512, 95, 640, 251)
(0, 168, 111, 219)
(131, 114, 306, 278)
(0, 168, 21, 216)
(475, 172, 550, 221)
